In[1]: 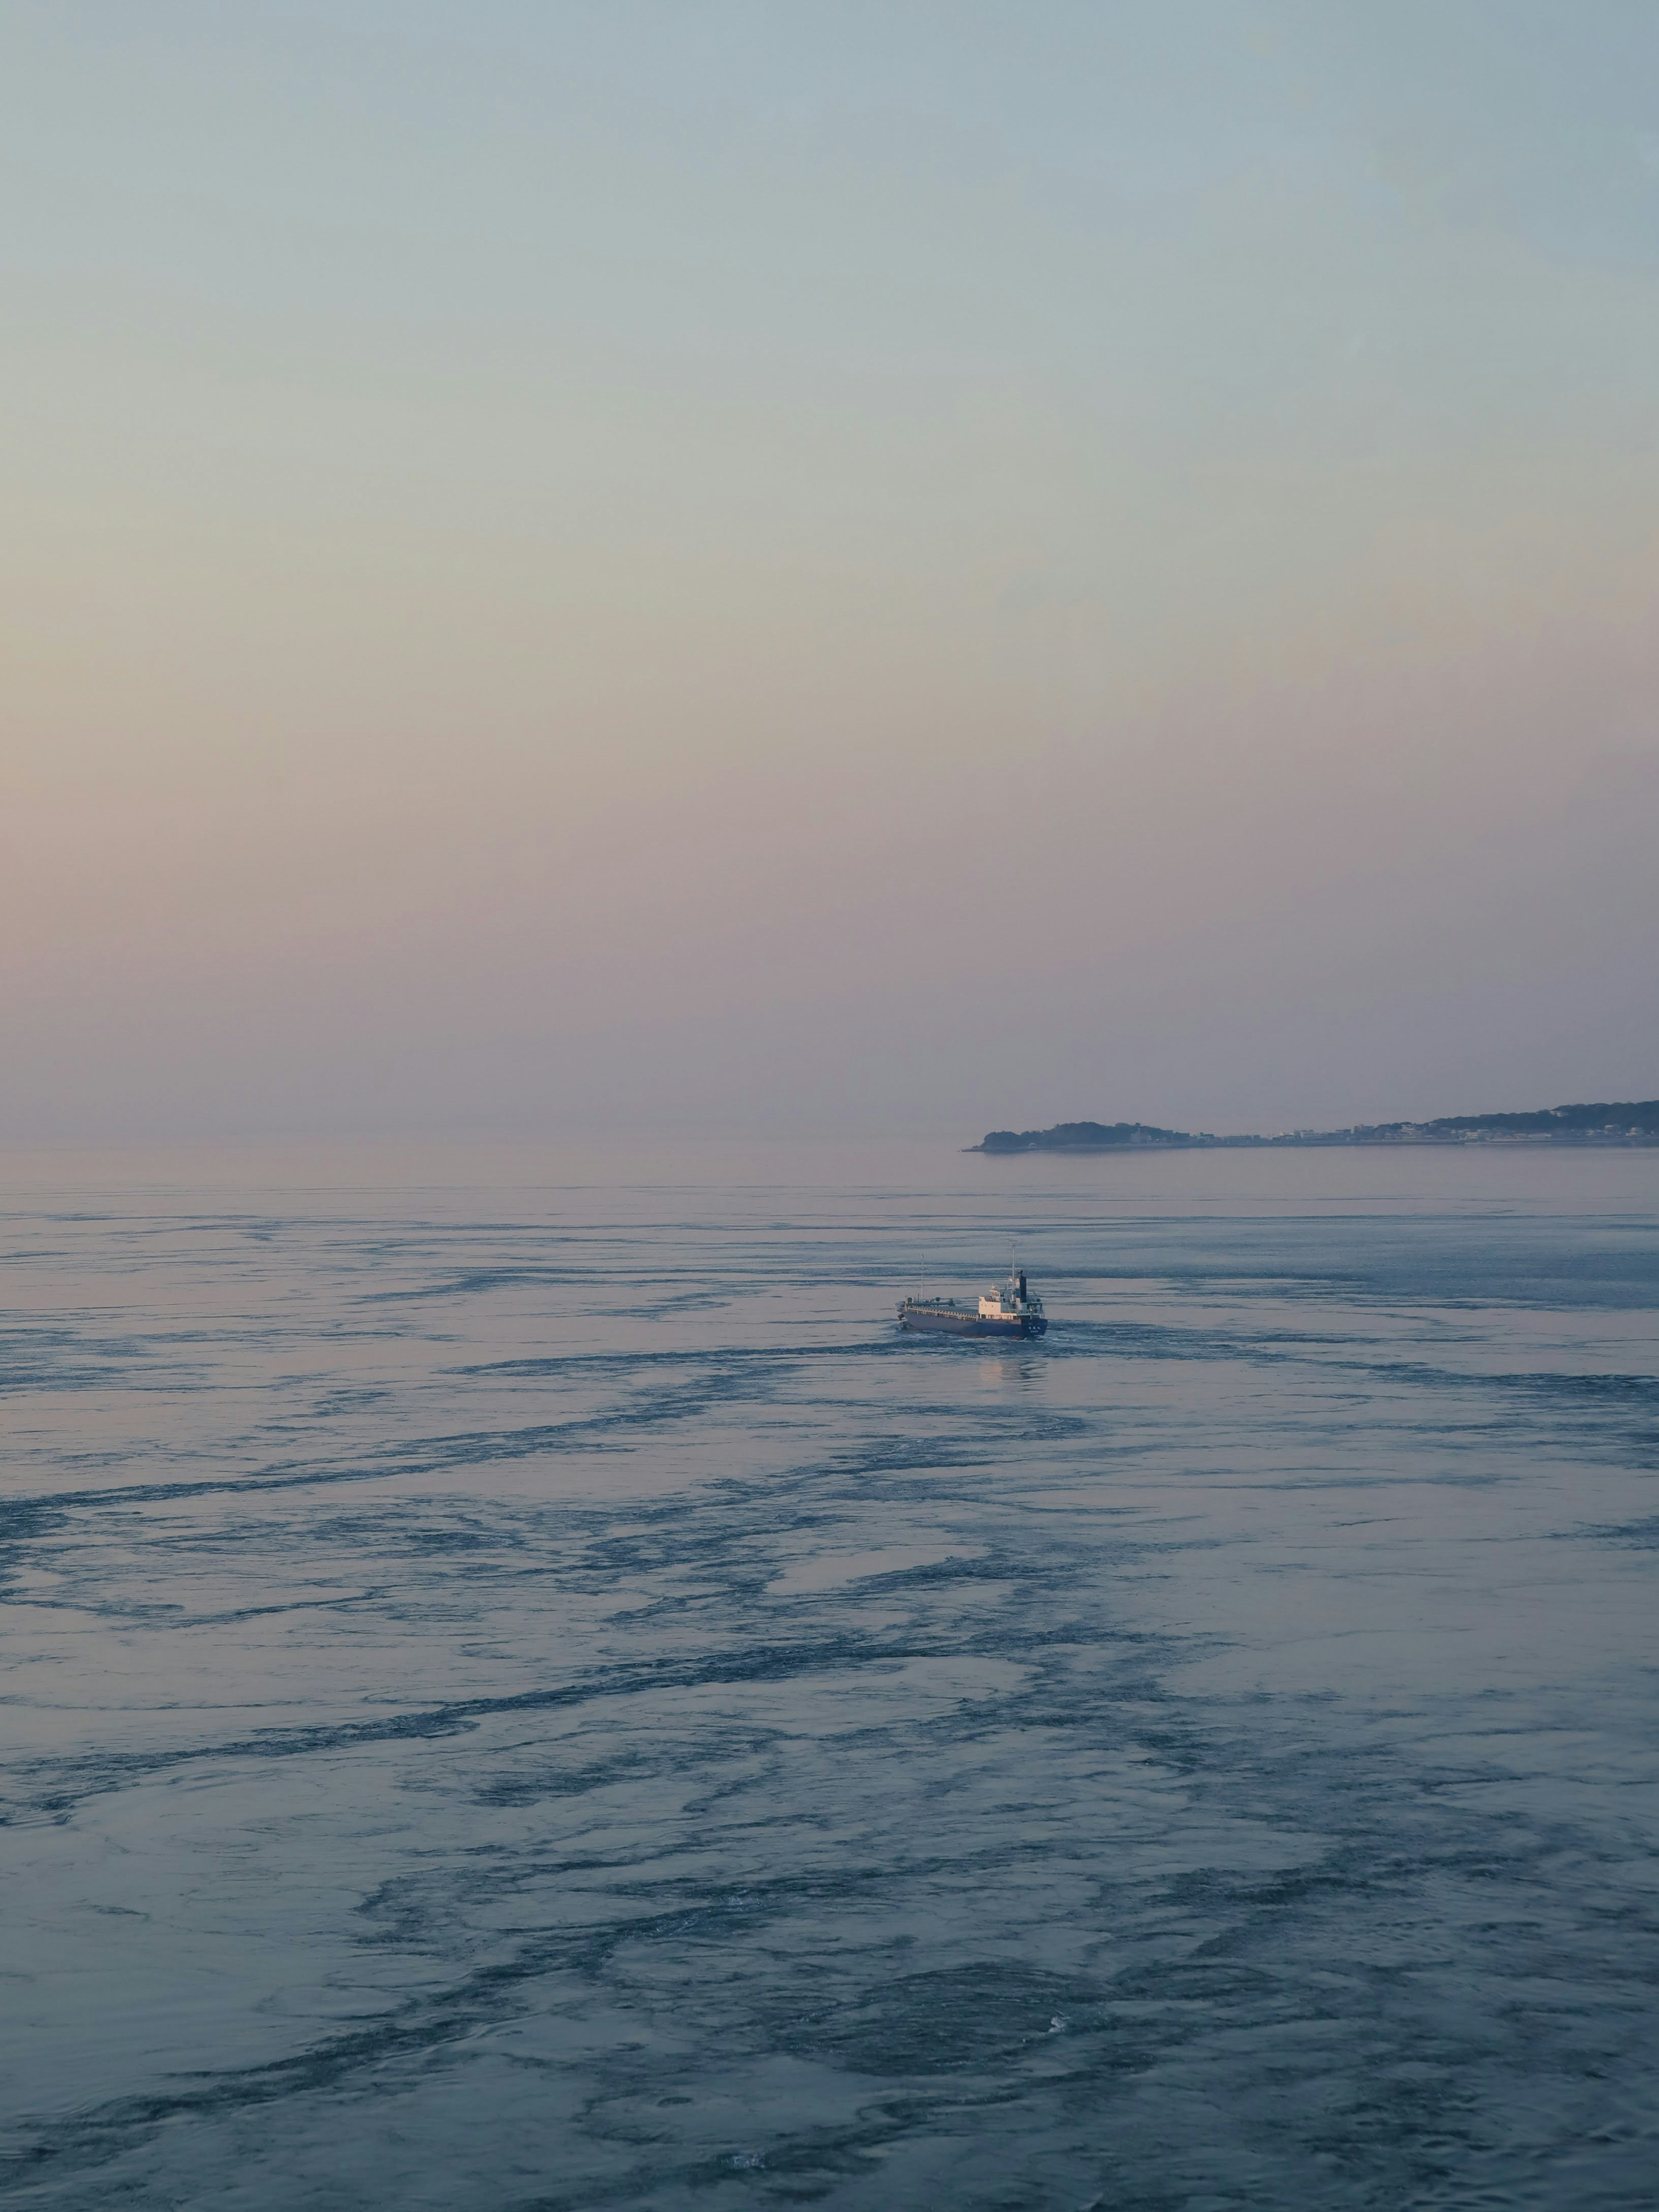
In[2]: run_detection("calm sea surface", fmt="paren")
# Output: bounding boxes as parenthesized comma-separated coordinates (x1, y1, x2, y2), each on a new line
(3, 1140, 1657, 2209)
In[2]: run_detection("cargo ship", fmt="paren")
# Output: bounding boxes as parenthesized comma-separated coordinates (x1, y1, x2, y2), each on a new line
(896, 1263, 1047, 1338)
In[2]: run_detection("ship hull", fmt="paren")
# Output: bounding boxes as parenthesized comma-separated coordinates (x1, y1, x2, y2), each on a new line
(897, 1308, 1046, 1338)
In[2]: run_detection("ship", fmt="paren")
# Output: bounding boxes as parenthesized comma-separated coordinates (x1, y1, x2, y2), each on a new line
(896, 1262, 1047, 1338)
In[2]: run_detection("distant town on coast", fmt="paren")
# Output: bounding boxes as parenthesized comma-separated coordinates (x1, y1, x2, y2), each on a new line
(973, 1100, 1659, 1154)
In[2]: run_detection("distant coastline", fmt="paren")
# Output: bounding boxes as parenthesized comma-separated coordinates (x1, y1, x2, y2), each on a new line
(971, 1100, 1659, 1154)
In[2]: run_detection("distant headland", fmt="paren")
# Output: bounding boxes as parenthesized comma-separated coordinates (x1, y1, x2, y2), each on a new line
(972, 1100, 1659, 1154)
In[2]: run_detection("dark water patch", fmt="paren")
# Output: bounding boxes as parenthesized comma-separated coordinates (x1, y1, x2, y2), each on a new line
(783, 1963, 1109, 2076)
(459, 1338, 908, 1382)
(1578, 1514, 1659, 1549)
(1496, 1370, 1659, 1405)
(4, 1630, 1060, 1821)
(0, 1325, 157, 1391)
(0, 1497, 69, 1595)
(365, 1264, 718, 1306)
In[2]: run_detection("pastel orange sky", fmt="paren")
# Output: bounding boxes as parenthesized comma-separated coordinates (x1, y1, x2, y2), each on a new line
(5, 3, 1657, 1139)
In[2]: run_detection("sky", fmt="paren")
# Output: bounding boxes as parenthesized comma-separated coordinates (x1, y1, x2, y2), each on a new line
(4, 0, 1658, 1141)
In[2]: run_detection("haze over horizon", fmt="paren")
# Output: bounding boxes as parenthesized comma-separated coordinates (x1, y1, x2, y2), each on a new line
(6, 3, 1658, 1144)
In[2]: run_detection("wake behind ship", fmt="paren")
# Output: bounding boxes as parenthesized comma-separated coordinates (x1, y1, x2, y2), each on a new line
(897, 1264, 1047, 1338)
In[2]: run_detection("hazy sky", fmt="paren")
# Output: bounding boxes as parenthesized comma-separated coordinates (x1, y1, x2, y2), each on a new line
(5, 2, 1657, 1140)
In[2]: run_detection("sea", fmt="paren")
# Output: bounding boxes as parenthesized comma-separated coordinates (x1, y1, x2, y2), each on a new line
(3, 1138, 1656, 2210)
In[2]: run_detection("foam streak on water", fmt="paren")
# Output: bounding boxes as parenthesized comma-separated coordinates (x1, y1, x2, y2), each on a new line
(2, 1141, 1657, 2208)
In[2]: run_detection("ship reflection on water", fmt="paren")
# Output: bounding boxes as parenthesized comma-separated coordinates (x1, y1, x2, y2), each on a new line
(974, 1351, 1046, 1394)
